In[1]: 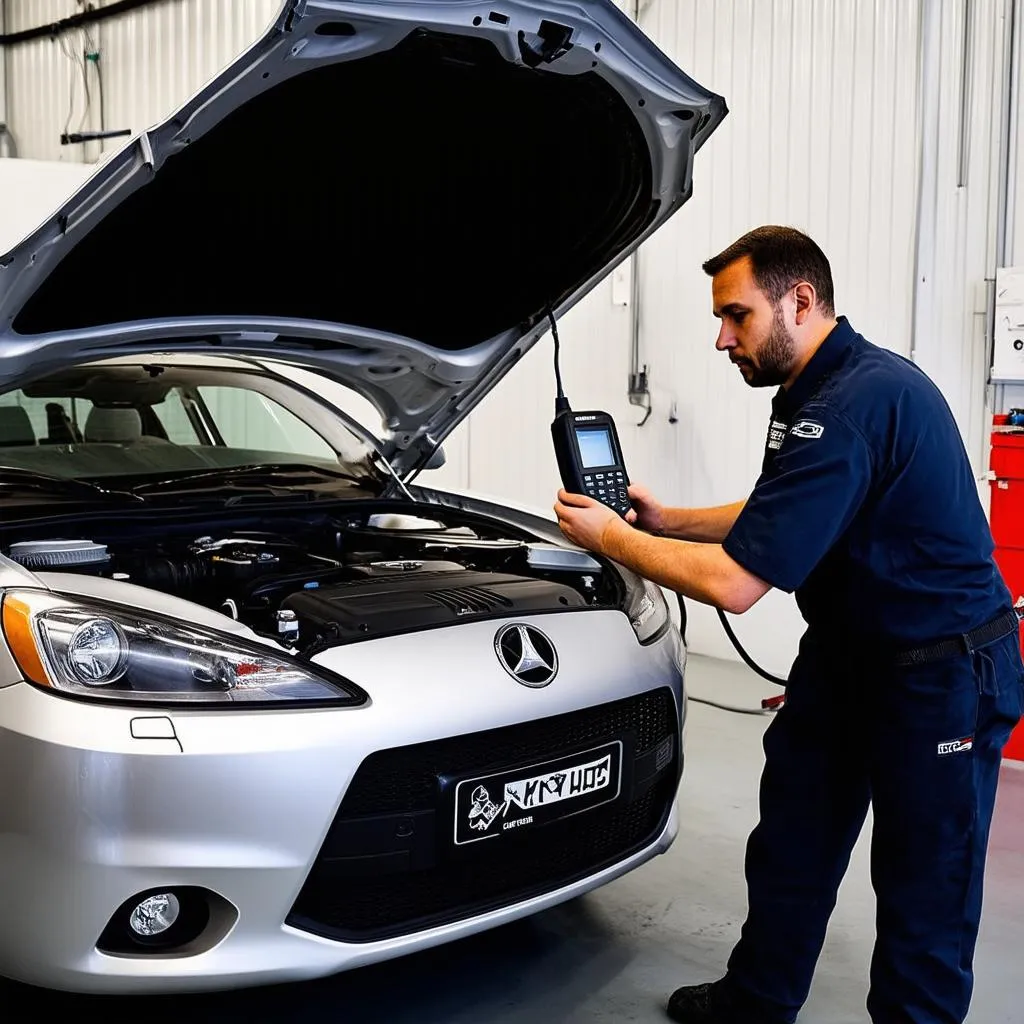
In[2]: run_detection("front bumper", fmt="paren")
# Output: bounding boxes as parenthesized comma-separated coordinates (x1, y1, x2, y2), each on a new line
(0, 610, 684, 993)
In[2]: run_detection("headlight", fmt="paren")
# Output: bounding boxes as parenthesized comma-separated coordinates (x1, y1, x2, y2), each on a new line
(618, 567, 671, 644)
(1, 591, 366, 707)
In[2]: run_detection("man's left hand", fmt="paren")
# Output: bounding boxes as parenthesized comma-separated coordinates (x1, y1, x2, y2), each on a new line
(554, 489, 629, 555)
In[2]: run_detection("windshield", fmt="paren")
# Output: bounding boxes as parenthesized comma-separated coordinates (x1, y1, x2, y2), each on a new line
(0, 360, 385, 502)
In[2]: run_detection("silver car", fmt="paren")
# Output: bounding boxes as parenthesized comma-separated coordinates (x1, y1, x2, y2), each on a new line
(0, 0, 725, 995)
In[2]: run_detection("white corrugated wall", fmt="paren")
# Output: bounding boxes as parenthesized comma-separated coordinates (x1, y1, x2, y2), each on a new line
(0, 0, 1016, 672)
(1011, 0, 1024, 268)
(2, 0, 282, 165)
(913, 0, 1014, 475)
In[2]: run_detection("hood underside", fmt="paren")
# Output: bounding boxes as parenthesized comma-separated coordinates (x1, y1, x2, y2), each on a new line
(0, 0, 726, 474)
(15, 29, 651, 348)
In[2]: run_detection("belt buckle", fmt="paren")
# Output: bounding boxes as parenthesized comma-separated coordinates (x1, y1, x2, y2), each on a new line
(961, 633, 974, 655)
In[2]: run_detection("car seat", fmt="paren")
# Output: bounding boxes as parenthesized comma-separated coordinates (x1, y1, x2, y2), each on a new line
(0, 406, 36, 446)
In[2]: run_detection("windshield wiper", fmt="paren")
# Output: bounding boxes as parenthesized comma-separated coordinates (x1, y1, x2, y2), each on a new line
(131, 462, 369, 496)
(0, 466, 143, 503)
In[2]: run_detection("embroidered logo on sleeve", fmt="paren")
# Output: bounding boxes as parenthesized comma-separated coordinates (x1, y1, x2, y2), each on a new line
(790, 420, 825, 440)
(767, 420, 788, 450)
(937, 736, 974, 756)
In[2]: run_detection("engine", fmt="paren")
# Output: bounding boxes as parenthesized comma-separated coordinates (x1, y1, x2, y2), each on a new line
(4, 511, 612, 653)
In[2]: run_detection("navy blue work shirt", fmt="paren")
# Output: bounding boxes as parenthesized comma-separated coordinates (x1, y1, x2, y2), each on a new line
(722, 317, 1012, 646)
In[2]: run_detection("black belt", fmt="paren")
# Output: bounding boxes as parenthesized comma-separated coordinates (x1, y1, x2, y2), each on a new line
(893, 609, 1021, 668)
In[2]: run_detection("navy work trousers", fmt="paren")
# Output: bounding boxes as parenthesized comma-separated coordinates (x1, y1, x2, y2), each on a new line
(723, 625, 1024, 1024)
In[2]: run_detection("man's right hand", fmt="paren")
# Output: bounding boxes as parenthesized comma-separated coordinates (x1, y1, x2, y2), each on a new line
(626, 483, 667, 535)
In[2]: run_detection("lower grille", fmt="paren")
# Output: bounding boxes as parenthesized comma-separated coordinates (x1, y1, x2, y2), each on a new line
(287, 688, 680, 942)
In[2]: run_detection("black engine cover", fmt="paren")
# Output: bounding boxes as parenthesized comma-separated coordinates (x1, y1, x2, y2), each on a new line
(282, 560, 586, 643)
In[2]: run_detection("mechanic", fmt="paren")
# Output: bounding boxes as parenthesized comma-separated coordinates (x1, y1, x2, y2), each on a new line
(553, 225, 1024, 1024)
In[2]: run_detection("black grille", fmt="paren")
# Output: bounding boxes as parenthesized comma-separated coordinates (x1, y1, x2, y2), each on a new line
(335, 687, 675, 817)
(287, 688, 679, 941)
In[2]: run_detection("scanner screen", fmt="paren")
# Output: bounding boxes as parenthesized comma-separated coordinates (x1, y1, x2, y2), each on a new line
(576, 427, 615, 469)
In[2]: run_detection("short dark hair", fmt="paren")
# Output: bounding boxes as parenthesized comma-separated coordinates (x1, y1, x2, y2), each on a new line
(702, 225, 835, 316)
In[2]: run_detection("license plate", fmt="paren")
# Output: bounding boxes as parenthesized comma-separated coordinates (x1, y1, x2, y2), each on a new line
(452, 741, 622, 846)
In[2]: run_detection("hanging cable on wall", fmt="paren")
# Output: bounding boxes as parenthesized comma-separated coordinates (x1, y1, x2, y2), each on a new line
(57, 28, 85, 149)
(0, 0, 170, 47)
(49, 7, 131, 152)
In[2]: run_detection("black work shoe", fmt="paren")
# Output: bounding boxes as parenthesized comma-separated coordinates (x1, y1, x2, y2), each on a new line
(666, 982, 731, 1022)
(666, 979, 785, 1023)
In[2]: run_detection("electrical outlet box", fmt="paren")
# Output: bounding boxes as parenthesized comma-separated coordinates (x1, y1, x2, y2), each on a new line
(992, 266, 1024, 382)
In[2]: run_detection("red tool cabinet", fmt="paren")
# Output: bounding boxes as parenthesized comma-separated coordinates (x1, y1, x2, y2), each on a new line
(989, 426, 1024, 761)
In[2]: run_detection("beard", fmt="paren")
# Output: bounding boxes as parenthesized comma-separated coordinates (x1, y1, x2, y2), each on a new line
(734, 305, 796, 388)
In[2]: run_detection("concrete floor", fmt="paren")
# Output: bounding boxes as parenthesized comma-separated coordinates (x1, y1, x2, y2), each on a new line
(8, 655, 1024, 1021)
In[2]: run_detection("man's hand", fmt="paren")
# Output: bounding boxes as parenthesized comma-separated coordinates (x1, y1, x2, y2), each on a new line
(554, 489, 771, 614)
(625, 483, 666, 534)
(554, 489, 629, 555)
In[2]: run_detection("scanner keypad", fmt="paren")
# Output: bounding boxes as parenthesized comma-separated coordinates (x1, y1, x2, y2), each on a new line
(583, 470, 630, 515)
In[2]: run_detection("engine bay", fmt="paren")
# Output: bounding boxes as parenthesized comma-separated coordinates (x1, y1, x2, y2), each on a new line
(2, 507, 621, 654)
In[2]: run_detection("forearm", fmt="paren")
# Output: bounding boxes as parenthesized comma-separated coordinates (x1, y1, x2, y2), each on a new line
(601, 521, 768, 614)
(659, 501, 746, 543)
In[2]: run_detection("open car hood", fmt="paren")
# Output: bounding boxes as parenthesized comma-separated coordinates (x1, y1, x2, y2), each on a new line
(0, 0, 726, 476)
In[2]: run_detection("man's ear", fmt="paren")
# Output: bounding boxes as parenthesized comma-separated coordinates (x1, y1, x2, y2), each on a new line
(792, 281, 816, 325)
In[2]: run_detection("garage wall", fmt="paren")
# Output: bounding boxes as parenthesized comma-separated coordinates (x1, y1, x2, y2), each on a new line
(1011, 0, 1024, 269)
(913, 0, 1015, 475)
(2, 0, 282, 165)
(0, 0, 1016, 673)
(0, 156, 90, 251)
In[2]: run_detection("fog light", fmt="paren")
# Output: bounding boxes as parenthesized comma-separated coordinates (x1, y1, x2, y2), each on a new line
(99, 886, 226, 955)
(129, 892, 181, 937)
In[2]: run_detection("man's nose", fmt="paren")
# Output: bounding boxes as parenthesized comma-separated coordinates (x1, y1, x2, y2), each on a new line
(715, 326, 735, 351)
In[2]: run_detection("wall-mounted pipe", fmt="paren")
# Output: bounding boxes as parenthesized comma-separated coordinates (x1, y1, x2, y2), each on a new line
(0, 0, 6, 130)
(626, 0, 652, 426)
(0, 0, 170, 48)
(957, 0, 976, 187)
(996, 0, 1020, 269)
(0, 0, 14, 158)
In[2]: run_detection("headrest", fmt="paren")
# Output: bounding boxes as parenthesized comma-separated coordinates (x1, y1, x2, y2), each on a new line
(84, 406, 143, 443)
(0, 405, 36, 446)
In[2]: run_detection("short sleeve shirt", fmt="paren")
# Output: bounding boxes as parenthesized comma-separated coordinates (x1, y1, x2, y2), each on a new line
(721, 318, 1011, 645)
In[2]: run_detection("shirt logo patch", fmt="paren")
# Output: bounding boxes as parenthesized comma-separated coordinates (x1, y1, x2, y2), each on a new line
(790, 420, 824, 439)
(937, 736, 974, 756)
(767, 420, 788, 450)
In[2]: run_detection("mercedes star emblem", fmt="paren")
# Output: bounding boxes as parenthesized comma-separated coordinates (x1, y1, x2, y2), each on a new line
(494, 624, 558, 687)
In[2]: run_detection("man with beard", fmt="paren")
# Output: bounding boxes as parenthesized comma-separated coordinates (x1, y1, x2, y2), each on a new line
(553, 226, 1024, 1024)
